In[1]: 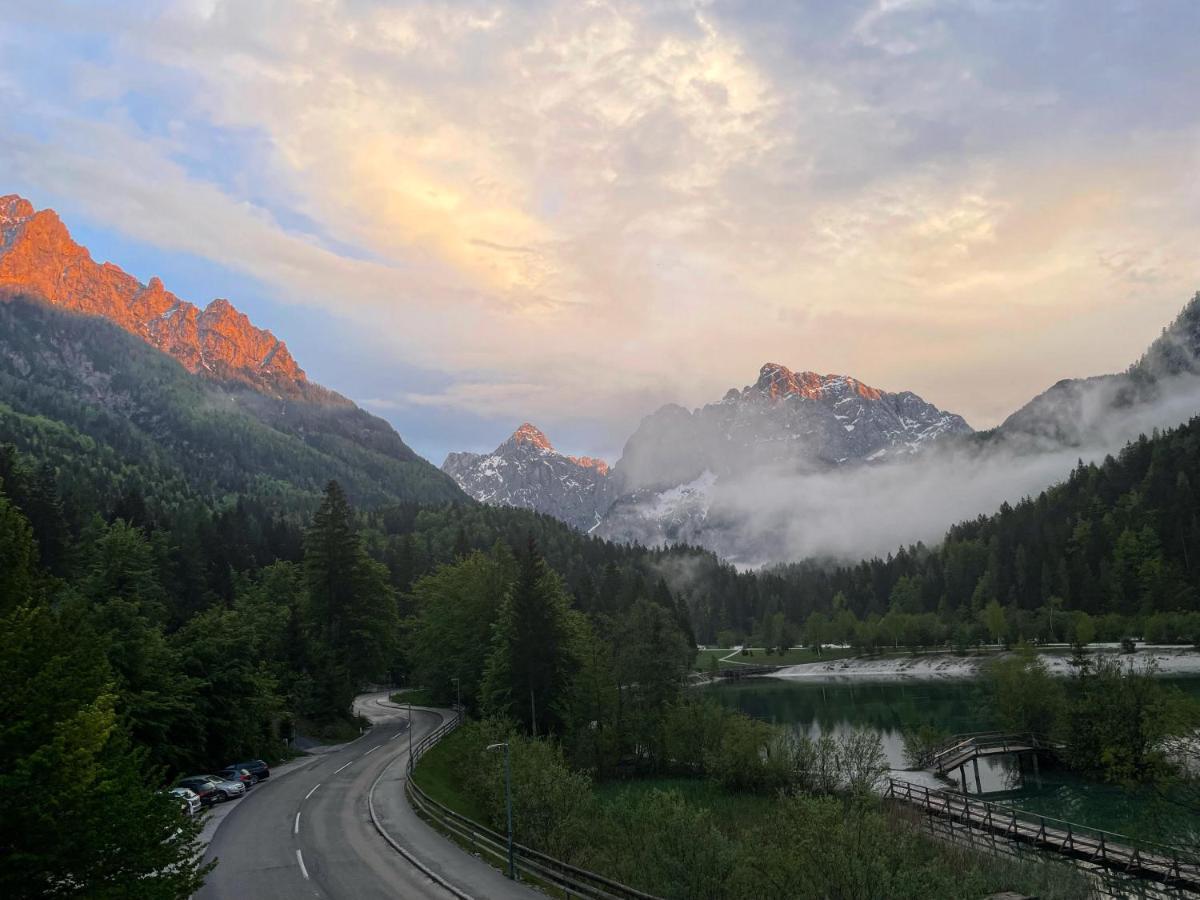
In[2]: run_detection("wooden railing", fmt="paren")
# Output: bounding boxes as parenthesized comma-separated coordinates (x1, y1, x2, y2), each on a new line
(887, 778, 1200, 891)
(929, 731, 1063, 773)
(405, 712, 664, 900)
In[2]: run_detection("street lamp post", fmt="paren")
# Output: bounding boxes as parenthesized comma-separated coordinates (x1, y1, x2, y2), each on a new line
(486, 742, 515, 879)
(407, 699, 413, 760)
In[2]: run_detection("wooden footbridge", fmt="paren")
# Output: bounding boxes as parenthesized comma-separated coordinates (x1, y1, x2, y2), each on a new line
(929, 731, 1063, 789)
(887, 778, 1200, 894)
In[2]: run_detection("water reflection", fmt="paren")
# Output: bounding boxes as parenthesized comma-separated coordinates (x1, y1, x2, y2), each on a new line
(707, 675, 1200, 844)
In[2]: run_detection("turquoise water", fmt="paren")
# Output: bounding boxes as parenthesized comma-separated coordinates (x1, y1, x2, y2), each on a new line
(707, 675, 1200, 845)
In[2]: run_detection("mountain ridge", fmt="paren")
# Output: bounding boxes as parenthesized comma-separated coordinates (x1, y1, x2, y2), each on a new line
(996, 292, 1200, 447)
(443, 423, 615, 531)
(0, 194, 330, 401)
(0, 192, 465, 510)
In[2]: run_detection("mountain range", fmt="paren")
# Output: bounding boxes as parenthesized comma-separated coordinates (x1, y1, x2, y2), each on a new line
(0, 195, 314, 398)
(445, 297, 1200, 563)
(994, 296, 1200, 448)
(0, 194, 463, 511)
(6, 190, 1200, 564)
(444, 361, 975, 558)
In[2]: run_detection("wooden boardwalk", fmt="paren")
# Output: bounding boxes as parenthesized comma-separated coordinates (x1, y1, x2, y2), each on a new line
(887, 778, 1200, 893)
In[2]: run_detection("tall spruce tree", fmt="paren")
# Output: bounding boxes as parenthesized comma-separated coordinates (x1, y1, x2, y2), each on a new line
(0, 494, 36, 612)
(482, 538, 580, 735)
(303, 481, 397, 717)
(405, 544, 515, 710)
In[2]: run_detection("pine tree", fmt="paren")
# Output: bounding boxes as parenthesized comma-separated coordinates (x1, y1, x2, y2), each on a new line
(303, 481, 398, 717)
(482, 539, 579, 735)
(0, 495, 36, 614)
(80, 520, 199, 772)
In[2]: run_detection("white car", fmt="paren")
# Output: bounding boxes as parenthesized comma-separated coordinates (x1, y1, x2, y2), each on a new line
(168, 787, 202, 816)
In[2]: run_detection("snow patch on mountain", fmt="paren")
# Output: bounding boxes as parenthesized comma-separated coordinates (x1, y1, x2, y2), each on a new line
(442, 424, 615, 531)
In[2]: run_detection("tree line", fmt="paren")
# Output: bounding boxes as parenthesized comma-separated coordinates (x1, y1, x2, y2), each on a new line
(681, 417, 1200, 649)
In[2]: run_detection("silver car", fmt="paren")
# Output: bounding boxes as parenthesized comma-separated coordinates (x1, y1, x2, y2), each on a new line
(204, 775, 247, 801)
(178, 774, 247, 803)
(169, 787, 202, 816)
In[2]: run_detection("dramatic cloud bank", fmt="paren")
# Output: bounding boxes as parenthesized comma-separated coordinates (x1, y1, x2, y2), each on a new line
(2, 2, 1199, 458)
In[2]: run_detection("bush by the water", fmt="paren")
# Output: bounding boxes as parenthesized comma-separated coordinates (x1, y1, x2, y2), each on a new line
(987, 646, 1200, 785)
(418, 718, 1091, 900)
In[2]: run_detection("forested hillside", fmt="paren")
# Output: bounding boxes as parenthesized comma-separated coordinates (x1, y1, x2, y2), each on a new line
(0, 297, 464, 514)
(684, 418, 1200, 648)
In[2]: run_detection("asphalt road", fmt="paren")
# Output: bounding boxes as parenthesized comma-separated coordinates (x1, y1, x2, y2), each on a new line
(196, 693, 535, 900)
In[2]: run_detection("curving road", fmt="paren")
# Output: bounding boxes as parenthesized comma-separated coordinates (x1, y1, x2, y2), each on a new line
(196, 693, 535, 900)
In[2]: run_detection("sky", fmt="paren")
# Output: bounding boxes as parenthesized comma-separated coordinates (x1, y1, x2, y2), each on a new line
(2, 0, 1198, 466)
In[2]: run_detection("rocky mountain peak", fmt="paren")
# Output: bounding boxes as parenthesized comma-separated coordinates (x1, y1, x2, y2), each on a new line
(0, 194, 36, 227)
(443, 424, 614, 531)
(510, 422, 555, 451)
(0, 192, 310, 397)
(598, 364, 973, 554)
(754, 362, 883, 402)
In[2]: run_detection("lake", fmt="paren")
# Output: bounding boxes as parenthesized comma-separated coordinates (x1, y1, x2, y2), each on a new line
(707, 675, 1200, 845)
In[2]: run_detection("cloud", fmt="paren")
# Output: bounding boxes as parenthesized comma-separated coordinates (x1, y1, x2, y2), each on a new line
(638, 370, 1200, 567)
(1, 0, 1199, 456)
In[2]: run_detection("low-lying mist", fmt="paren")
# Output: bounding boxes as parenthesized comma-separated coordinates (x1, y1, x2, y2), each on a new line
(709, 371, 1200, 567)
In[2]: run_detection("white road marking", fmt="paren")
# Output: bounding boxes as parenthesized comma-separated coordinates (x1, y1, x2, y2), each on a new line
(363, 745, 379, 757)
(304, 783, 321, 801)
(296, 849, 309, 880)
(334, 760, 353, 774)
(294, 812, 301, 835)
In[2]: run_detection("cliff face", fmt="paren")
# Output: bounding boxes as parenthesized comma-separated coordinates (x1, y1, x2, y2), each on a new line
(0, 194, 312, 397)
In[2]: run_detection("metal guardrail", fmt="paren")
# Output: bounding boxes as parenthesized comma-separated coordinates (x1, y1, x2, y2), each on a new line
(405, 711, 664, 900)
(887, 778, 1200, 891)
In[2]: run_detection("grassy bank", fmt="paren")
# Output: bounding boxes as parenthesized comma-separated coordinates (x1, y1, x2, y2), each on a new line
(409, 727, 488, 822)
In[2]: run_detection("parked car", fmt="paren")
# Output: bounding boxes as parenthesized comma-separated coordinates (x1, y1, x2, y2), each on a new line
(227, 759, 271, 781)
(175, 777, 220, 806)
(217, 766, 256, 790)
(177, 774, 246, 805)
(169, 787, 202, 817)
